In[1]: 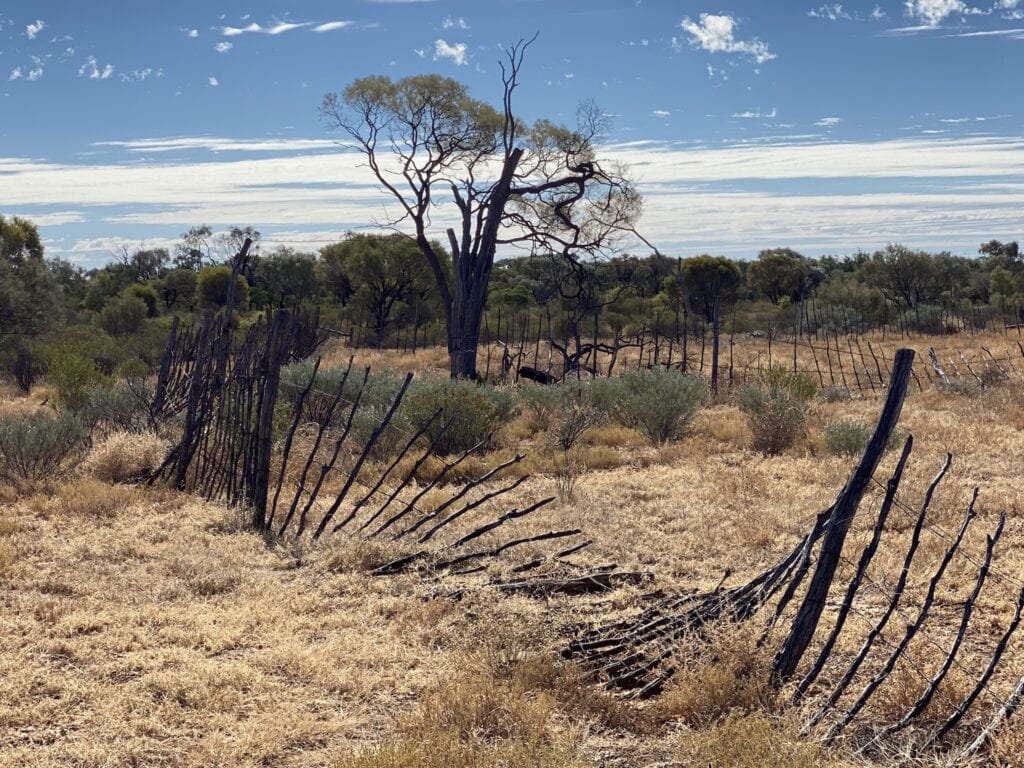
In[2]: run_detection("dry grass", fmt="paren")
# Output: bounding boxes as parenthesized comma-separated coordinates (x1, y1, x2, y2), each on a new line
(82, 430, 168, 483)
(3, 334, 1024, 766)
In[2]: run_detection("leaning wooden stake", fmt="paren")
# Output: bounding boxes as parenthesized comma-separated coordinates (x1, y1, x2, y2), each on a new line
(772, 348, 915, 681)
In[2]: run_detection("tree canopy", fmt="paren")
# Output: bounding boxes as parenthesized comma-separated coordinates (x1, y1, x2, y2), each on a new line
(320, 38, 646, 377)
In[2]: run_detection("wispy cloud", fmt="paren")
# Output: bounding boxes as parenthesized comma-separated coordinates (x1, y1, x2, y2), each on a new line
(312, 21, 352, 32)
(186, 28, 199, 38)
(220, 20, 332, 36)
(808, 4, 856, 21)
(215, 41, 233, 53)
(434, 39, 468, 65)
(651, 109, 671, 118)
(816, 116, 843, 126)
(442, 16, 468, 29)
(8, 135, 1024, 263)
(208, 76, 219, 87)
(25, 19, 45, 39)
(119, 68, 163, 82)
(92, 137, 343, 153)
(676, 14, 775, 65)
(733, 108, 777, 119)
(942, 25, 1024, 35)
(78, 57, 114, 80)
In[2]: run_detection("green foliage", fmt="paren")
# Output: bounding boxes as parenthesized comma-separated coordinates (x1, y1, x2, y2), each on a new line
(251, 248, 319, 308)
(197, 266, 249, 309)
(125, 283, 160, 317)
(823, 419, 906, 457)
(606, 368, 707, 444)
(0, 411, 89, 485)
(0, 338, 45, 393)
(680, 255, 743, 322)
(822, 420, 872, 457)
(0, 215, 56, 340)
(737, 367, 816, 455)
(156, 268, 198, 310)
(98, 294, 148, 336)
(747, 248, 820, 305)
(321, 233, 445, 340)
(46, 351, 105, 412)
(85, 380, 151, 433)
(401, 379, 516, 455)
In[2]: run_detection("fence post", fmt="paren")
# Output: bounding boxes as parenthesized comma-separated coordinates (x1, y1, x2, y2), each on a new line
(773, 349, 915, 682)
(250, 308, 292, 530)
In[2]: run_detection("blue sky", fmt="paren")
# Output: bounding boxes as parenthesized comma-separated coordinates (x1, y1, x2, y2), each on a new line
(1, 0, 1022, 266)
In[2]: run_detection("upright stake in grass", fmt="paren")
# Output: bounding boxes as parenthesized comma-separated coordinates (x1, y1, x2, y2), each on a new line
(771, 348, 915, 682)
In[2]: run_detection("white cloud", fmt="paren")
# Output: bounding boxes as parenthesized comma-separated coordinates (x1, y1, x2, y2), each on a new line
(119, 68, 162, 82)
(222, 22, 263, 36)
(433, 39, 468, 65)
(92, 136, 343, 153)
(215, 41, 233, 53)
(221, 21, 312, 36)
(208, 76, 219, 87)
(678, 14, 775, 64)
(871, 5, 889, 19)
(651, 109, 671, 117)
(442, 16, 468, 29)
(904, 0, 974, 25)
(8, 67, 22, 81)
(816, 116, 843, 126)
(7, 135, 1024, 263)
(313, 21, 352, 32)
(943, 25, 1024, 34)
(27, 67, 43, 81)
(267, 22, 311, 34)
(187, 28, 199, 38)
(25, 19, 45, 39)
(808, 4, 855, 20)
(733, 108, 777, 119)
(78, 57, 114, 80)
(11, 211, 85, 226)
(414, 48, 426, 58)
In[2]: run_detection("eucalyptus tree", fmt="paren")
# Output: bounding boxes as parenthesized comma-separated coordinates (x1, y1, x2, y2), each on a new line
(320, 38, 645, 379)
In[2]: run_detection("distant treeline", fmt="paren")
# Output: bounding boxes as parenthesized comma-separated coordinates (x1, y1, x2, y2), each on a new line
(1, 213, 1021, 388)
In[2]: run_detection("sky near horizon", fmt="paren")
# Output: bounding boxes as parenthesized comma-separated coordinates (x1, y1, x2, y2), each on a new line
(1, 0, 1022, 267)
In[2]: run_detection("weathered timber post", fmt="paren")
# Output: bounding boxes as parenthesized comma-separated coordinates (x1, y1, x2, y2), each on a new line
(772, 348, 915, 681)
(250, 308, 292, 530)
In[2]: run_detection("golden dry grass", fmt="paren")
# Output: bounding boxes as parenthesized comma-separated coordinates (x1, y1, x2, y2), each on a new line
(4, 334, 1024, 766)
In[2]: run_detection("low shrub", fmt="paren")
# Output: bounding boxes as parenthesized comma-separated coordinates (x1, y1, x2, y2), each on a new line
(47, 352, 105, 412)
(85, 379, 151, 433)
(610, 368, 707, 444)
(83, 431, 168, 483)
(0, 411, 89, 485)
(822, 419, 907, 458)
(401, 379, 516, 455)
(519, 384, 566, 433)
(737, 367, 817, 455)
(822, 419, 871, 457)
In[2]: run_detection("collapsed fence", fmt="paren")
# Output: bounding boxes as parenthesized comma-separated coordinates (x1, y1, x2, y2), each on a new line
(144, 242, 1024, 761)
(565, 349, 1024, 760)
(148, 240, 644, 596)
